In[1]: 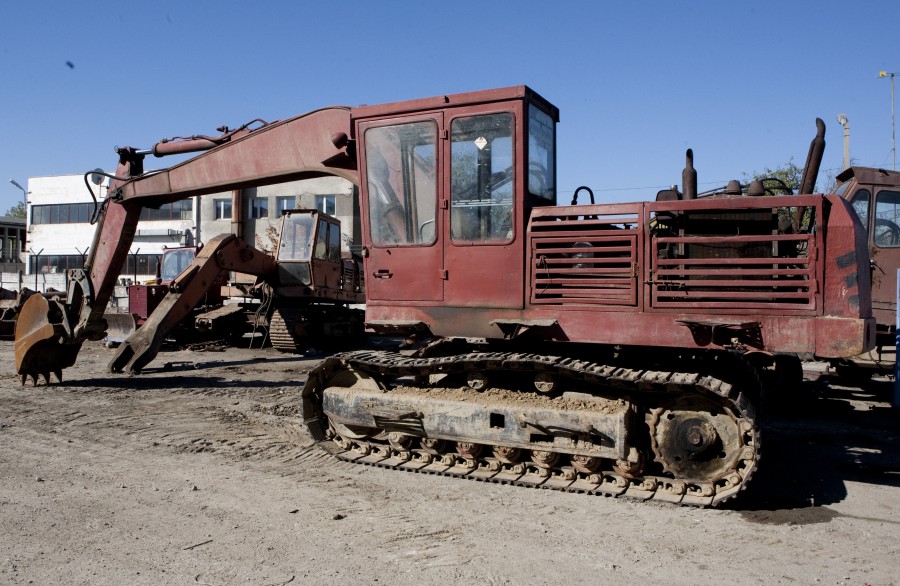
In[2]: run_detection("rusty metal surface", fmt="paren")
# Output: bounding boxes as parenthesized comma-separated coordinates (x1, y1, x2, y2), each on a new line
(364, 192, 870, 358)
(303, 349, 758, 506)
(322, 386, 630, 460)
(114, 108, 358, 203)
(14, 294, 80, 383)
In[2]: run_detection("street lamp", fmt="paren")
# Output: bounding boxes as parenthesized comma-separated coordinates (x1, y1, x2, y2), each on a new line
(837, 114, 850, 170)
(9, 179, 26, 207)
(879, 71, 896, 171)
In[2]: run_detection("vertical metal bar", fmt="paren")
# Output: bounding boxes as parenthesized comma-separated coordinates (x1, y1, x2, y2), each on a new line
(894, 269, 899, 409)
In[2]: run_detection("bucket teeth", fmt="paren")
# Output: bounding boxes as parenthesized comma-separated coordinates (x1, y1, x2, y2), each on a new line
(20, 370, 59, 386)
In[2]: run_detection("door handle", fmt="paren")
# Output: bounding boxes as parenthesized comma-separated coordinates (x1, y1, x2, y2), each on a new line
(373, 269, 393, 279)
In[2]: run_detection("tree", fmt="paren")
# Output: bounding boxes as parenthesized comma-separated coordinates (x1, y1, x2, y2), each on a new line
(743, 159, 824, 231)
(743, 158, 803, 195)
(743, 158, 838, 195)
(4, 202, 25, 219)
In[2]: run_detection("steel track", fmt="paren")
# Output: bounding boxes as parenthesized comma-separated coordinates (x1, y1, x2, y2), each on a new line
(301, 349, 760, 506)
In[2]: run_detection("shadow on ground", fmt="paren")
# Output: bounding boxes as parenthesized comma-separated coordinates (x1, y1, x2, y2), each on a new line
(730, 375, 899, 524)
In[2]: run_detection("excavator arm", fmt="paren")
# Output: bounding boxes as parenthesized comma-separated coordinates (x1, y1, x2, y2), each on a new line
(108, 233, 276, 374)
(15, 107, 358, 384)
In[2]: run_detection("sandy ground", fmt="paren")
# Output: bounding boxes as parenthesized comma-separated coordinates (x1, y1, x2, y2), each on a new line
(1, 339, 898, 585)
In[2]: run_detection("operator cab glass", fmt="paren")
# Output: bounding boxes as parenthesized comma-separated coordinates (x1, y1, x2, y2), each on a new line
(874, 190, 900, 247)
(277, 211, 317, 286)
(278, 212, 316, 262)
(161, 248, 195, 282)
(527, 104, 555, 200)
(450, 113, 514, 242)
(364, 122, 437, 246)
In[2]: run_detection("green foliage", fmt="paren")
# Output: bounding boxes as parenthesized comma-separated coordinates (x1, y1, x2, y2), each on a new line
(743, 158, 823, 231)
(4, 202, 25, 219)
(743, 158, 803, 194)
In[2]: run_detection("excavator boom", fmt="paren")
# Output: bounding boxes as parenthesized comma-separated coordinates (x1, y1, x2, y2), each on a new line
(15, 107, 358, 383)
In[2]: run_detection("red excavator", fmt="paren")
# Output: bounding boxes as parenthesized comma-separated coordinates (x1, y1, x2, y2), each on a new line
(15, 87, 874, 506)
(103, 208, 364, 373)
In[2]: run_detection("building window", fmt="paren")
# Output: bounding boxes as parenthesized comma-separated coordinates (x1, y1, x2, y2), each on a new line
(29, 254, 86, 274)
(316, 195, 336, 216)
(31, 202, 94, 224)
(140, 199, 193, 221)
(276, 196, 297, 216)
(248, 197, 269, 219)
(214, 199, 232, 220)
(29, 253, 162, 276)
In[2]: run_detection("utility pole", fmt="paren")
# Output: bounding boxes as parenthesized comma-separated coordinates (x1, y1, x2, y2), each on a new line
(880, 71, 896, 171)
(837, 114, 850, 170)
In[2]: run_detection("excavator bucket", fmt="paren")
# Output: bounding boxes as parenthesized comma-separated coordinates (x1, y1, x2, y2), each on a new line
(14, 294, 80, 385)
(103, 312, 139, 345)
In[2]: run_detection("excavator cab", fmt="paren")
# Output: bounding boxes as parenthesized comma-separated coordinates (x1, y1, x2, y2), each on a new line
(356, 86, 558, 327)
(275, 209, 345, 297)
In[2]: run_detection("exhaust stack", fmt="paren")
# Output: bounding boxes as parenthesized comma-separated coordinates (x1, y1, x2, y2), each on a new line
(682, 149, 697, 200)
(793, 118, 826, 231)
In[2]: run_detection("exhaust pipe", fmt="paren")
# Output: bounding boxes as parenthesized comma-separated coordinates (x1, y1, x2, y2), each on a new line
(682, 149, 697, 200)
(793, 118, 826, 231)
(799, 118, 826, 195)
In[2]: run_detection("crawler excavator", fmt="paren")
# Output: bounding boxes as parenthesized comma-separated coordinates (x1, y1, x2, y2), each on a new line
(104, 207, 364, 374)
(15, 87, 875, 506)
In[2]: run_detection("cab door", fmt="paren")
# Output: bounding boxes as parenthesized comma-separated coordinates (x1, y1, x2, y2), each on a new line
(442, 109, 523, 308)
(360, 116, 443, 302)
(870, 186, 900, 323)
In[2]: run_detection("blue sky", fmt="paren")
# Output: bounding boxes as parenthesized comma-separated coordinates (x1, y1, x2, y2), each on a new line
(1, 1, 897, 213)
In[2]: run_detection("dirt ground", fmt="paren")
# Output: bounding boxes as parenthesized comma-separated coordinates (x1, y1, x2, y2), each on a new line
(1, 339, 898, 586)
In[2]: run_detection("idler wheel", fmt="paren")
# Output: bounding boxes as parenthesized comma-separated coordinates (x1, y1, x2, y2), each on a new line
(388, 432, 413, 451)
(421, 438, 448, 455)
(492, 446, 523, 464)
(530, 450, 560, 469)
(612, 453, 645, 479)
(571, 454, 601, 474)
(456, 442, 483, 458)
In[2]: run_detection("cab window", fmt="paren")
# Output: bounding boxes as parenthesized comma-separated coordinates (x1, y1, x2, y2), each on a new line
(278, 213, 315, 261)
(365, 122, 437, 247)
(450, 113, 514, 243)
(850, 189, 870, 231)
(528, 104, 555, 199)
(161, 249, 194, 282)
(874, 189, 900, 247)
(313, 219, 342, 262)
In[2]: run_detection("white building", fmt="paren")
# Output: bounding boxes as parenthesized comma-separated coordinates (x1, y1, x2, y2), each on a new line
(25, 173, 358, 285)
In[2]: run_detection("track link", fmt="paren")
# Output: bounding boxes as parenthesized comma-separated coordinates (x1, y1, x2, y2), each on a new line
(268, 306, 302, 352)
(301, 349, 759, 506)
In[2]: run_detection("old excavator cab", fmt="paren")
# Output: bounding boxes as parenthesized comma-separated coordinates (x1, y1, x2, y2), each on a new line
(275, 209, 344, 294)
(355, 86, 559, 328)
